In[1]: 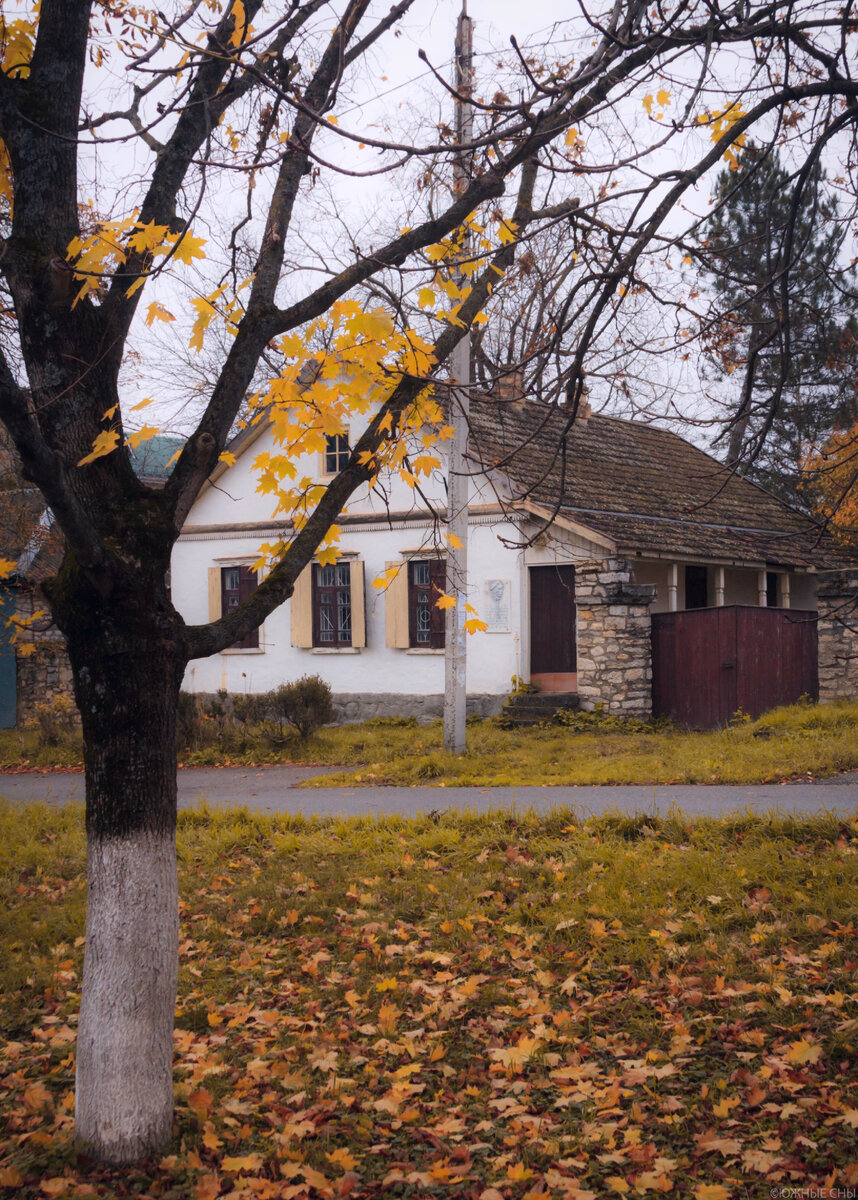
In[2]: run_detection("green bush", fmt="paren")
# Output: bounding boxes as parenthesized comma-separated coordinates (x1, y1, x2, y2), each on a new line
(269, 675, 333, 741)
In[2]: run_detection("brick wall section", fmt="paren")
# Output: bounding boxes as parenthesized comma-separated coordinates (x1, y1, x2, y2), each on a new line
(575, 558, 656, 716)
(817, 570, 858, 703)
(14, 589, 77, 724)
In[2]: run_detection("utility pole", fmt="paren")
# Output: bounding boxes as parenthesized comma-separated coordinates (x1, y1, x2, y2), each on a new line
(443, 4, 474, 754)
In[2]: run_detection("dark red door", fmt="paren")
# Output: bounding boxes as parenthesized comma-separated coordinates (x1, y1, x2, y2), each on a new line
(530, 565, 576, 678)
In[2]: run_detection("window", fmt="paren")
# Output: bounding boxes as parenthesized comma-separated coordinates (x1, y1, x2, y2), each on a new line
(766, 571, 778, 607)
(685, 564, 708, 610)
(324, 433, 350, 475)
(313, 561, 352, 647)
(221, 566, 259, 649)
(408, 559, 446, 648)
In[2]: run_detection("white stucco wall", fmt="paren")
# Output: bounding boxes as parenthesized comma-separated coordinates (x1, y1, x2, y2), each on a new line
(175, 516, 530, 698)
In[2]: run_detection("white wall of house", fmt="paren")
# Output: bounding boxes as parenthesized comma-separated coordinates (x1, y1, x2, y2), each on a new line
(175, 514, 532, 698)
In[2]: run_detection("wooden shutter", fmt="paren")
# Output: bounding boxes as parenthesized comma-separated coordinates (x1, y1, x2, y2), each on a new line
(350, 560, 366, 648)
(290, 564, 313, 647)
(208, 567, 222, 622)
(384, 561, 410, 648)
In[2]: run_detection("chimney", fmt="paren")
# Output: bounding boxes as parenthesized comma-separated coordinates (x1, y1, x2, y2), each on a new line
(494, 366, 526, 406)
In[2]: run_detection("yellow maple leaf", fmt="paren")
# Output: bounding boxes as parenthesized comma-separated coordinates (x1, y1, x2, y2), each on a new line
(507, 1163, 534, 1182)
(446, 533, 463, 549)
(78, 429, 120, 466)
(656, 88, 671, 108)
(564, 126, 579, 146)
(221, 1152, 264, 1173)
(130, 396, 154, 411)
(316, 545, 340, 567)
(218, 451, 236, 466)
(417, 286, 436, 309)
(606, 1178, 631, 1195)
(0, 557, 17, 577)
(125, 425, 161, 451)
(126, 221, 170, 255)
(145, 301, 175, 326)
(434, 592, 456, 610)
(170, 231, 207, 265)
(328, 1147, 359, 1172)
(229, 0, 247, 47)
(785, 1039, 822, 1065)
(694, 1187, 730, 1200)
(642, 94, 654, 115)
(497, 219, 517, 246)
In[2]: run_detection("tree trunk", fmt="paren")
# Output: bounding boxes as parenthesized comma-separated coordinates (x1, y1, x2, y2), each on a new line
(62, 599, 186, 1164)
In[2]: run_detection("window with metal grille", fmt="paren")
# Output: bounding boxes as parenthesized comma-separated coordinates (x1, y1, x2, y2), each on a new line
(312, 561, 352, 647)
(324, 433, 350, 475)
(408, 559, 445, 649)
(221, 565, 259, 649)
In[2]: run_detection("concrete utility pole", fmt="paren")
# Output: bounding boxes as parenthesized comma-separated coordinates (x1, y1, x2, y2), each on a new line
(443, 4, 474, 754)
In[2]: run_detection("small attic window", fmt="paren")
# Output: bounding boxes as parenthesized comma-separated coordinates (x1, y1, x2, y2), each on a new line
(324, 434, 350, 475)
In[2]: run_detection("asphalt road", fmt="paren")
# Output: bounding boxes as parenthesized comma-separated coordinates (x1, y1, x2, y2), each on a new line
(2, 764, 857, 818)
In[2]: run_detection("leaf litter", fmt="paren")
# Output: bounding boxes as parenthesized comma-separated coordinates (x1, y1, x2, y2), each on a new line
(1, 803, 858, 1198)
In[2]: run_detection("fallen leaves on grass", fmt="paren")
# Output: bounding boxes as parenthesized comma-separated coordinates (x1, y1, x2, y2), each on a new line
(2, 807, 858, 1197)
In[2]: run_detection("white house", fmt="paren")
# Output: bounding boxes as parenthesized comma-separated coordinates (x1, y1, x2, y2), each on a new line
(170, 394, 856, 726)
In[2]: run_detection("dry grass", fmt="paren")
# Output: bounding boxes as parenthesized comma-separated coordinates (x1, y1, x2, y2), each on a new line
(2, 699, 858, 788)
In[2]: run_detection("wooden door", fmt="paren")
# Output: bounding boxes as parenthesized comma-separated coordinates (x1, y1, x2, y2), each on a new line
(530, 565, 576, 690)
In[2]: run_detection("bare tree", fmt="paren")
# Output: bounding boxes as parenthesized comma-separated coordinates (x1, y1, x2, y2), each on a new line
(1, 0, 857, 1165)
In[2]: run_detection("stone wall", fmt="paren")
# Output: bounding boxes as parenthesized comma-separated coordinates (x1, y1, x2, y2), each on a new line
(13, 588, 77, 724)
(817, 570, 858, 703)
(575, 558, 656, 716)
(189, 690, 505, 726)
(331, 692, 505, 725)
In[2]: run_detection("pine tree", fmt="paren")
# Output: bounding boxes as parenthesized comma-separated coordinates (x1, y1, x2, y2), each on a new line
(696, 142, 858, 500)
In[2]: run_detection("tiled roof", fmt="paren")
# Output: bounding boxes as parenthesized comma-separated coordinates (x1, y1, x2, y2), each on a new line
(467, 398, 847, 568)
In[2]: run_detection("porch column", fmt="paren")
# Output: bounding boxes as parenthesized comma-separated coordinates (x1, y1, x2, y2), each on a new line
(817, 570, 858, 702)
(668, 562, 678, 612)
(757, 570, 767, 607)
(575, 558, 656, 717)
(779, 574, 790, 609)
(715, 566, 725, 607)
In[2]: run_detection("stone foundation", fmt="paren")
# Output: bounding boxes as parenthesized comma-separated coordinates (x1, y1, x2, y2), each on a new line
(331, 692, 505, 725)
(13, 589, 77, 725)
(817, 571, 858, 703)
(575, 558, 656, 716)
(189, 690, 506, 726)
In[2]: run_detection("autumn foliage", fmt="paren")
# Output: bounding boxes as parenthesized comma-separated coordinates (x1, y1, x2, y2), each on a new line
(802, 425, 858, 546)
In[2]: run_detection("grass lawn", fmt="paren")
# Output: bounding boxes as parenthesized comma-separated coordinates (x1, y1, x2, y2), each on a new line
(1, 802, 857, 1198)
(3, 699, 858, 788)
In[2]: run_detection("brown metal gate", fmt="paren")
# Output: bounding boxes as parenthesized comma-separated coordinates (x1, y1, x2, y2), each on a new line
(651, 606, 818, 727)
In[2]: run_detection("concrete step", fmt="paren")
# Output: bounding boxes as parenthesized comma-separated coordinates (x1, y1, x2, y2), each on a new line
(499, 691, 579, 728)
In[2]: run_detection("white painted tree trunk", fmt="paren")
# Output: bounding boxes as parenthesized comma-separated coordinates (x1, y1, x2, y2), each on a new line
(75, 831, 178, 1163)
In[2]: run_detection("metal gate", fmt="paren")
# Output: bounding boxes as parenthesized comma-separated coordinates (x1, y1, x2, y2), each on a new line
(651, 605, 818, 727)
